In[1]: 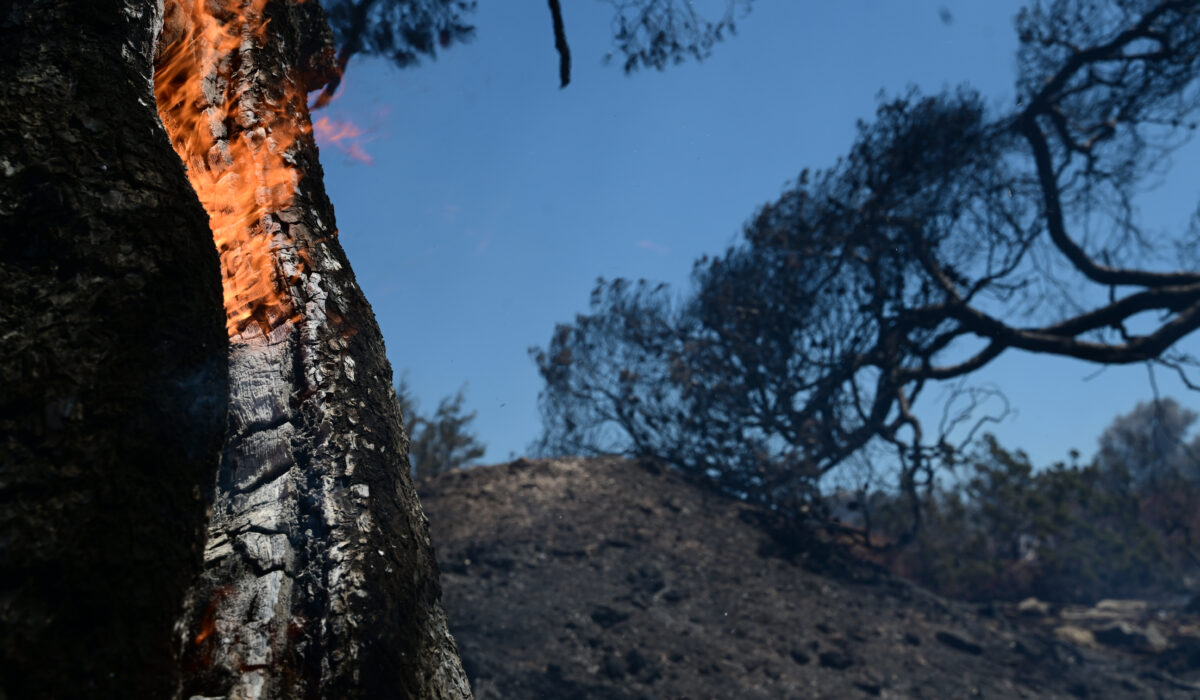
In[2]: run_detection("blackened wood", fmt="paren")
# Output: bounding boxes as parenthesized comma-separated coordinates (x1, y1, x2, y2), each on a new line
(0, 1, 229, 698)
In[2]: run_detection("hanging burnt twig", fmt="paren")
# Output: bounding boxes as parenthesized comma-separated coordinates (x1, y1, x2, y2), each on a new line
(548, 0, 571, 87)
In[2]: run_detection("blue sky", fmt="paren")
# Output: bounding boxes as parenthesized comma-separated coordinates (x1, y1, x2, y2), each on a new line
(315, 0, 1200, 469)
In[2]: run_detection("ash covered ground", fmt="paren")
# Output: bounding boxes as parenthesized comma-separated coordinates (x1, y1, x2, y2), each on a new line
(420, 456, 1200, 699)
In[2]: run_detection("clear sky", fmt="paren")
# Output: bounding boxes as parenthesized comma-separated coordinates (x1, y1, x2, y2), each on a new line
(314, 0, 1200, 470)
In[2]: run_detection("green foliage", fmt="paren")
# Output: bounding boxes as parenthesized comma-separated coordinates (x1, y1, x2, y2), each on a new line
(396, 375, 486, 480)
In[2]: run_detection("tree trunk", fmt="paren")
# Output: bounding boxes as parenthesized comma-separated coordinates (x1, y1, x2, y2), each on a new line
(156, 2, 472, 698)
(0, 1, 229, 698)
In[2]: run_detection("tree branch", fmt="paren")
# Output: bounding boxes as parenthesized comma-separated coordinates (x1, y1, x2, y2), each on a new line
(548, 0, 571, 88)
(1020, 114, 1200, 287)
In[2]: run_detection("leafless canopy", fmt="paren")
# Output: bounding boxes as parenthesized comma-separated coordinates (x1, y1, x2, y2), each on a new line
(311, 0, 476, 105)
(311, 0, 751, 94)
(532, 0, 1200, 526)
(602, 0, 753, 73)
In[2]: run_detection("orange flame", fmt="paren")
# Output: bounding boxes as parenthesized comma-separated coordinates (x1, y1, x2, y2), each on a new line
(154, 0, 307, 337)
(313, 116, 375, 165)
(193, 605, 218, 646)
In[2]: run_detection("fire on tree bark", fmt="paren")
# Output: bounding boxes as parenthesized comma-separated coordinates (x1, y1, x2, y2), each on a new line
(153, 1, 470, 698)
(0, 1, 227, 697)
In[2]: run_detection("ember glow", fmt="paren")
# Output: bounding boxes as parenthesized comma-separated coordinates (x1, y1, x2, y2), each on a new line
(154, 0, 308, 337)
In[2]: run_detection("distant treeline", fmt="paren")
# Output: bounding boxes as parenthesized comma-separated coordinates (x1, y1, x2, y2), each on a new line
(847, 398, 1200, 604)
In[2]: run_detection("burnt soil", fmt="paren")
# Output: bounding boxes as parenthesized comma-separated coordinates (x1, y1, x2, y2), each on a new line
(419, 456, 1200, 699)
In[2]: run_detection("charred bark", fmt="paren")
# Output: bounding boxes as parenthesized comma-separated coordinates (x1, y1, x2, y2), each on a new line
(160, 3, 471, 698)
(0, 1, 228, 698)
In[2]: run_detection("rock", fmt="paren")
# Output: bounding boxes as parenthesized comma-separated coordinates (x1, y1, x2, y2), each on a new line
(1054, 626, 1097, 647)
(1094, 622, 1169, 654)
(590, 605, 630, 628)
(1060, 606, 1121, 623)
(854, 679, 883, 696)
(661, 588, 686, 603)
(1095, 599, 1148, 616)
(935, 630, 983, 655)
(625, 648, 647, 674)
(627, 565, 665, 594)
(818, 649, 855, 670)
(1018, 597, 1052, 617)
(601, 652, 625, 679)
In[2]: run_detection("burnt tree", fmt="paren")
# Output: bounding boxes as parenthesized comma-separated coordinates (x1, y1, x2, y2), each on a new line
(533, 0, 1200, 540)
(154, 1, 469, 698)
(0, 1, 227, 697)
(1, 0, 469, 698)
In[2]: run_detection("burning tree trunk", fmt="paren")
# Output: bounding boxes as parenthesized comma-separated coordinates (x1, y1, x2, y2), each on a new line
(0, 1, 228, 697)
(154, 1, 470, 698)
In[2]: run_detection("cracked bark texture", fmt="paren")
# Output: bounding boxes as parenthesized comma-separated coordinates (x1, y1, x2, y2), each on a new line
(0, 1, 228, 698)
(167, 3, 471, 698)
